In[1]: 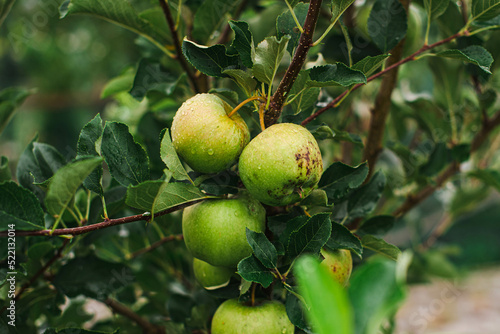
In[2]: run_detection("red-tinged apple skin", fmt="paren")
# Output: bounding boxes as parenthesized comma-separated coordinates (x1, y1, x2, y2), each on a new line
(171, 93, 250, 174)
(320, 248, 353, 286)
(193, 258, 233, 290)
(239, 123, 323, 206)
(211, 298, 295, 334)
(182, 195, 266, 268)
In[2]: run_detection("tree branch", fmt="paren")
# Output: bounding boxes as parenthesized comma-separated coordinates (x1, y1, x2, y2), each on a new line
(158, 0, 202, 93)
(0, 199, 204, 237)
(105, 298, 165, 334)
(264, 0, 323, 127)
(301, 30, 467, 126)
(392, 109, 500, 217)
(127, 234, 183, 259)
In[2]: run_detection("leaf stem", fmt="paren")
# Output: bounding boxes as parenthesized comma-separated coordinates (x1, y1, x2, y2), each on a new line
(285, 0, 304, 33)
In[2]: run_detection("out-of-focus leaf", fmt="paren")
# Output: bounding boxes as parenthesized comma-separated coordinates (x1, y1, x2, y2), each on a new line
(307, 63, 366, 87)
(424, 0, 450, 20)
(0, 156, 11, 182)
(0, 87, 31, 134)
(326, 222, 363, 257)
(319, 162, 369, 203)
(347, 171, 386, 218)
(468, 169, 500, 192)
(0, 0, 16, 27)
(130, 59, 185, 100)
(471, 0, 500, 21)
(0, 181, 44, 231)
(367, 0, 408, 52)
(192, 0, 237, 43)
(361, 235, 401, 260)
(358, 215, 395, 236)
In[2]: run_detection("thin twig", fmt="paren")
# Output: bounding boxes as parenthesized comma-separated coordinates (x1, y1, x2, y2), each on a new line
(127, 234, 183, 260)
(158, 0, 201, 93)
(105, 298, 165, 334)
(264, 0, 323, 127)
(0, 199, 205, 237)
(301, 30, 467, 126)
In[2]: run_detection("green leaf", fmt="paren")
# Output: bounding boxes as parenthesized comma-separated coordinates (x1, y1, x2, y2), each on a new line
(307, 63, 367, 87)
(32, 143, 66, 182)
(246, 228, 278, 269)
(325, 222, 363, 257)
(0, 156, 11, 182)
(352, 54, 391, 76)
(16, 135, 45, 199)
(126, 180, 209, 214)
(285, 292, 312, 332)
(59, 0, 169, 53)
(45, 157, 103, 219)
(331, 127, 364, 146)
(300, 189, 330, 208)
(319, 162, 369, 203)
(53, 255, 132, 300)
(287, 213, 332, 259)
(295, 255, 353, 334)
(237, 255, 274, 288)
(349, 257, 406, 334)
(252, 35, 290, 85)
(419, 142, 450, 176)
(130, 58, 185, 100)
(101, 121, 150, 187)
(192, 0, 237, 43)
(358, 215, 395, 236)
(367, 0, 407, 52)
(182, 39, 240, 78)
(471, 0, 500, 21)
(424, 0, 450, 20)
(0, 0, 16, 27)
(278, 214, 310, 246)
(44, 329, 119, 334)
(77, 114, 104, 195)
(0, 87, 31, 135)
(101, 68, 135, 98)
(160, 129, 191, 182)
(361, 235, 401, 260)
(436, 45, 494, 73)
(223, 69, 258, 97)
(0, 181, 44, 231)
(288, 71, 320, 115)
(347, 171, 386, 218)
(331, 0, 357, 26)
(229, 20, 254, 68)
(276, 2, 308, 55)
(468, 169, 500, 192)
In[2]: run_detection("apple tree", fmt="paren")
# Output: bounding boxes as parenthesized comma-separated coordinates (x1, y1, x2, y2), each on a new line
(1, 0, 500, 333)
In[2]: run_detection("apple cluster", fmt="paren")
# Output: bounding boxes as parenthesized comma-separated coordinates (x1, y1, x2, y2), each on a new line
(172, 94, 351, 332)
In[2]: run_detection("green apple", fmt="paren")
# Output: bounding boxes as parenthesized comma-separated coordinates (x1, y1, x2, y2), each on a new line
(211, 298, 294, 334)
(320, 248, 353, 286)
(171, 93, 250, 174)
(193, 258, 233, 290)
(182, 194, 266, 268)
(238, 123, 323, 206)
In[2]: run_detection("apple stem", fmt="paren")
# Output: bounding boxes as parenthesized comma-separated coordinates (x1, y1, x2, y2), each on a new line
(258, 103, 266, 131)
(227, 96, 266, 118)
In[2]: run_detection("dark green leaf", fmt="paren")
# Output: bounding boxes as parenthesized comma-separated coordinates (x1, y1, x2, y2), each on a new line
(0, 0, 16, 27)
(468, 169, 500, 192)
(45, 157, 103, 219)
(347, 171, 386, 218)
(59, 0, 169, 52)
(424, 0, 450, 20)
(77, 113, 104, 195)
(252, 35, 290, 85)
(160, 129, 191, 182)
(419, 142, 450, 176)
(330, 127, 364, 146)
(361, 235, 401, 260)
(223, 69, 258, 97)
(331, 0, 356, 25)
(126, 180, 210, 214)
(197, 170, 240, 195)
(229, 20, 254, 68)
(319, 162, 369, 203)
(0, 181, 44, 231)
(471, 0, 500, 21)
(182, 39, 240, 78)
(192, 0, 237, 43)
(352, 54, 391, 76)
(437, 45, 494, 73)
(300, 189, 329, 208)
(44, 328, 119, 334)
(367, 0, 407, 52)
(101, 121, 150, 187)
(295, 256, 353, 334)
(349, 257, 406, 334)
(279, 214, 310, 246)
(276, 2, 308, 55)
(32, 143, 66, 182)
(237, 255, 274, 288)
(307, 63, 367, 87)
(285, 292, 312, 332)
(287, 213, 332, 259)
(0, 87, 31, 134)
(53, 255, 132, 300)
(326, 222, 363, 257)
(130, 58, 184, 100)
(0, 156, 11, 182)
(246, 228, 278, 269)
(358, 215, 395, 236)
